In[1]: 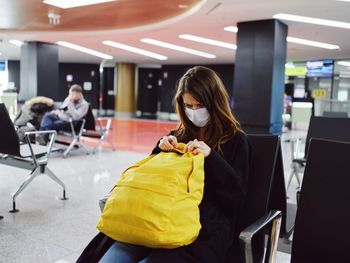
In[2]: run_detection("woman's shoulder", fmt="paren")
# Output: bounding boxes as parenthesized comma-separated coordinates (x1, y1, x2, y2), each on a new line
(227, 130, 248, 144)
(234, 130, 246, 139)
(219, 130, 249, 153)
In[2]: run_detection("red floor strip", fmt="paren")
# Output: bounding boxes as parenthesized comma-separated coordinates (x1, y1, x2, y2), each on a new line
(81, 118, 179, 153)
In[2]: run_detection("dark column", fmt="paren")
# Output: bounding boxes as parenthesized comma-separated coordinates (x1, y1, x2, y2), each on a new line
(233, 19, 287, 134)
(19, 42, 59, 101)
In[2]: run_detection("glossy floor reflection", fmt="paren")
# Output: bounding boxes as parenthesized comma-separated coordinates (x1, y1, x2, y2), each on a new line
(0, 118, 306, 263)
(81, 118, 178, 153)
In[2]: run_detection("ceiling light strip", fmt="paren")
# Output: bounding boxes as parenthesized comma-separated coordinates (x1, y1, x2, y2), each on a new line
(286, 37, 339, 50)
(9, 40, 24, 46)
(179, 34, 237, 50)
(43, 0, 117, 9)
(141, 38, 216, 58)
(224, 26, 238, 32)
(338, 61, 350, 67)
(273, 13, 350, 29)
(102, 40, 167, 60)
(57, 41, 113, 59)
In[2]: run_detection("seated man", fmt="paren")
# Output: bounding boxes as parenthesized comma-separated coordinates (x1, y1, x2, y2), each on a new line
(38, 84, 89, 144)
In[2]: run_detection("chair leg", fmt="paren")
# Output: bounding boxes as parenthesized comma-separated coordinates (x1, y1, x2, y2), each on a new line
(10, 168, 41, 213)
(107, 137, 116, 151)
(295, 171, 301, 189)
(92, 134, 115, 154)
(287, 163, 303, 194)
(63, 137, 78, 158)
(44, 166, 68, 200)
(286, 167, 296, 191)
(92, 134, 106, 154)
(78, 140, 90, 155)
(9, 165, 67, 213)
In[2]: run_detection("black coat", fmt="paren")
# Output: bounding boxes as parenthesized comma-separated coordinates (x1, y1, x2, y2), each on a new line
(77, 131, 250, 263)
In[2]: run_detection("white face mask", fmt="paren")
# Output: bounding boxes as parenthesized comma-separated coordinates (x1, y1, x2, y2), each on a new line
(185, 107, 210, 127)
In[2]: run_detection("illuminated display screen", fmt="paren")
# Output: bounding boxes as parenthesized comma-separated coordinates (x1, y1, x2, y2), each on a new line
(306, 60, 333, 77)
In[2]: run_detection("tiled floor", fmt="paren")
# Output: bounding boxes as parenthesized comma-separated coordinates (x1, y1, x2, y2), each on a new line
(0, 118, 306, 263)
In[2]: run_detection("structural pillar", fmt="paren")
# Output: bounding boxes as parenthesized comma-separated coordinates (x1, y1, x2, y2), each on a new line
(115, 63, 136, 117)
(233, 19, 287, 134)
(19, 41, 59, 101)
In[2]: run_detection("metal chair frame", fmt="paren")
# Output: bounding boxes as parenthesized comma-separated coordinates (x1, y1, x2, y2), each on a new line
(0, 103, 67, 212)
(83, 117, 115, 153)
(56, 118, 90, 157)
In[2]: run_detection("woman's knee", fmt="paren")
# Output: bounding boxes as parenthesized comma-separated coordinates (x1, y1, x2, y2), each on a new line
(99, 241, 150, 263)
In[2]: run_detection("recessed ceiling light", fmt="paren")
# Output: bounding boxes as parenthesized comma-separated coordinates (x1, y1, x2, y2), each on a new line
(336, 0, 350, 2)
(224, 26, 238, 32)
(273, 13, 350, 29)
(57, 41, 113, 60)
(43, 0, 117, 9)
(9, 40, 23, 46)
(286, 37, 339, 50)
(141, 38, 216, 59)
(338, 61, 350, 67)
(179, 34, 237, 50)
(102, 40, 167, 60)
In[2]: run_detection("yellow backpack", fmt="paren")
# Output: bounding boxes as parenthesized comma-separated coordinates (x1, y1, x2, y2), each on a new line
(96, 143, 205, 248)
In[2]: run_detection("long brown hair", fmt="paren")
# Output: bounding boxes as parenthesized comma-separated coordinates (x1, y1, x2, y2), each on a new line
(173, 66, 242, 149)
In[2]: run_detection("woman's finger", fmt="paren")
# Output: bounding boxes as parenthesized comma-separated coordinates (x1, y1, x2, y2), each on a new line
(168, 135, 178, 148)
(185, 140, 197, 153)
(183, 140, 192, 153)
(163, 139, 174, 150)
(159, 137, 174, 151)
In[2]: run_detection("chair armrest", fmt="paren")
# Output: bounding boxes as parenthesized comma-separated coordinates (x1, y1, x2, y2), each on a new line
(24, 130, 57, 165)
(99, 194, 110, 212)
(239, 210, 282, 263)
(99, 188, 115, 212)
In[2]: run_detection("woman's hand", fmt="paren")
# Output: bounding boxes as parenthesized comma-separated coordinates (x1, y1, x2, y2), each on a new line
(184, 139, 211, 157)
(159, 135, 178, 151)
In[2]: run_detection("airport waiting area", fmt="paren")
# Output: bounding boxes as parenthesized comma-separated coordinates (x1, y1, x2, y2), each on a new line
(2, 1, 350, 262)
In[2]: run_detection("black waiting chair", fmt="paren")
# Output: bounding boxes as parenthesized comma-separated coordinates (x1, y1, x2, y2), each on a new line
(234, 134, 283, 263)
(323, 111, 348, 118)
(81, 106, 115, 154)
(96, 134, 283, 263)
(287, 116, 350, 190)
(291, 138, 350, 262)
(0, 103, 67, 212)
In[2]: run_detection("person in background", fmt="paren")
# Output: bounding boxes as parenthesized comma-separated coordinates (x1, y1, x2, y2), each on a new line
(38, 84, 88, 144)
(97, 66, 251, 263)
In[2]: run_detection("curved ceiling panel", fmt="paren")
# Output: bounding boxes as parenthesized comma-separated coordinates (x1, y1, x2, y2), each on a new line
(0, 0, 203, 31)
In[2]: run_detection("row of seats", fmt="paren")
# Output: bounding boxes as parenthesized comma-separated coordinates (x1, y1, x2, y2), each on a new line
(0, 103, 114, 212)
(287, 116, 350, 191)
(237, 132, 350, 262)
